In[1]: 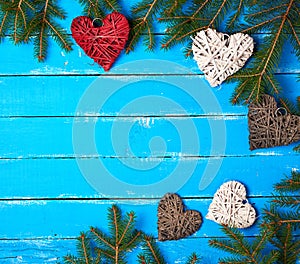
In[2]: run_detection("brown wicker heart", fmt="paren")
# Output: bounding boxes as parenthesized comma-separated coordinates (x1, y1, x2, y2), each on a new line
(157, 193, 202, 241)
(248, 94, 300, 150)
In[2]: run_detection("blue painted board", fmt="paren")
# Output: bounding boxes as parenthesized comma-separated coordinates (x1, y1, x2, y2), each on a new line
(0, 37, 299, 76)
(0, 75, 298, 117)
(1, 116, 299, 158)
(0, 198, 275, 239)
(0, 155, 298, 198)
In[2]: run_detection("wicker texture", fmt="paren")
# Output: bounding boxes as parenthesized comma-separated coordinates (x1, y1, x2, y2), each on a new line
(71, 12, 130, 71)
(206, 181, 256, 228)
(248, 95, 300, 150)
(192, 28, 254, 87)
(157, 193, 202, 241)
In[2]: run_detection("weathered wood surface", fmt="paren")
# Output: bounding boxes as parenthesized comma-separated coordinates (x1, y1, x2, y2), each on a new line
(0, 1, 299, 262)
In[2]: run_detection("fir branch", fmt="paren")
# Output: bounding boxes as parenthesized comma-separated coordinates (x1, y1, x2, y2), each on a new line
(226, 0, 244, 30)
(22, 0, 72, 61)
(0, 0, 34, 43)
(90, 205, 142, 263)
(209, 238, 242, 256)
(185, 253, 202, 264)
(159, 0, 242, 55)
(272, 196, 300, 208)
(230, 0, 300, 104)
(162, 0, 187, 17)
(90, 227, 115, 251)
(261, 252, 280, 264)
(274, 170, 300, 194)
(278, 97, 300, 115)
(294, 144, 300, 152)
(0, 3, 12, 40)
(79, 232, 91, 264)
(101, 0, 121, 12)
(0, 0, 73, 61)
(138, 234, 167, 264)
(77, 0, 104, 18)
(63, 232, 96, 264)
(77, 0, 121, 18)
(126, 0, 164, 53)
(63, 255, 78, 264)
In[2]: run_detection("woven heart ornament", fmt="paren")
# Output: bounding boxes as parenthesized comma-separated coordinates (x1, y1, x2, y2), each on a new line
(206, 181, 256, 228)
(157, 193, 202, 241)
(248, 94, 300, 150)
(192, 28, 254, 87)
(71, 12, 130, 71)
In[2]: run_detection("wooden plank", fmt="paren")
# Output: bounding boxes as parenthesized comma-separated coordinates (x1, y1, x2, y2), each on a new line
(0, 75, 298, 117)
(1, 116, 299, 158)
(0, 36, 299, 75)
(0, 75, 247, 116)
(0, 198, 272, 239)
(0, 155, 298, 198)
(0, 237, 235, 263)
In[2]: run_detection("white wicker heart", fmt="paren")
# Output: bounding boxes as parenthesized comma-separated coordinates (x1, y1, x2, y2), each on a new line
(206, 181, 256, 228)
(192, 28, 254, 87)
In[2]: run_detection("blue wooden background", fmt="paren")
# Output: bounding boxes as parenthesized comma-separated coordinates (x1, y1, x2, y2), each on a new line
(0, 1, 299, 263)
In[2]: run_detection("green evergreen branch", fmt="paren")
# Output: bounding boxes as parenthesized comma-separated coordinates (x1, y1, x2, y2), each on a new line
(294, 145, 300, 152)
(90, 227, 115, 250)
(126, 0, 163, 53)
(274, 170, 300, 194)
(77, 0, 104, 18)
(13, 0, 31, 43)
(96, 247, 116, 261)
(221, 226, 259, 261)
(272, 196, 300, 208)
(79, 233, 90, 263)
(118, 212, 134, 244)
(209, 238, 242, 256)
(102, 0, 121, 12)
(261, 252, 280, 264)
(111, 205, 120, 243)
(246, 4, 288, 20)
(230, 0, 299, 104)
(207, 0, 228, 28)
(163, 0, 186, 16)
(91, 205, 143, 263)
(138, 234, 167, 264)
(251, 229, 271, 258)
(23, 0, 72, 62)
(0, 9, 10, 40)
(185, 253, 201, 264)
(226, 0, 244, 30)
(160, 0, 239, 55)
(0, 0, 34, 43)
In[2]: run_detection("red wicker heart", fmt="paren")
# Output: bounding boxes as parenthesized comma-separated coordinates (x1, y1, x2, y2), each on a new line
(71, 12, 130, 71)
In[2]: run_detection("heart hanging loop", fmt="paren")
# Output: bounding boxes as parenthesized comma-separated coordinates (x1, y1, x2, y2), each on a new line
(275, 107, 287, 116)
(92, 18, 104, 27)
